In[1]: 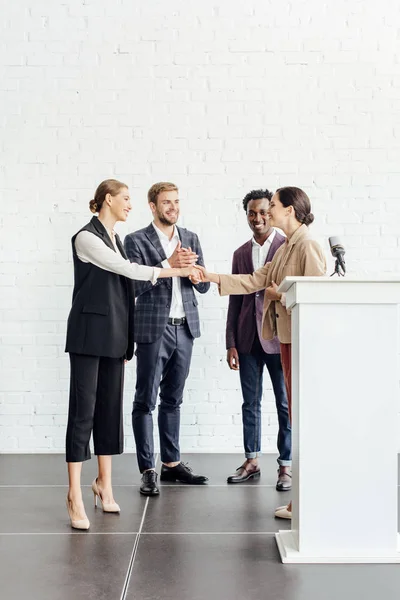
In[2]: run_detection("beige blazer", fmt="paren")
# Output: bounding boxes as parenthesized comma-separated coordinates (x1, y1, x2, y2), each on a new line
(219, 225, 327, 344)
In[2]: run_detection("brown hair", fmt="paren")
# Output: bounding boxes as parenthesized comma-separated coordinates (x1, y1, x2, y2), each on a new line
(276, 186, 314, 226)
(89, 179, 128, 214)
(147, 182, 178, 206)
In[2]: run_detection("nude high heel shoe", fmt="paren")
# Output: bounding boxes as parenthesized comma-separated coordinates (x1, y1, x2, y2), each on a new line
(92, 479, 120, 513)
(274, 503, 292, 520)
(66, 498, 90, 530)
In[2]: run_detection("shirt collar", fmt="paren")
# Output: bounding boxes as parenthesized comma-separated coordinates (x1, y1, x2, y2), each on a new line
(152, 221, 179, 244)
(252, 229, 276, 248)
(104, 225, 116, 241)
(152, 222, 179, 243)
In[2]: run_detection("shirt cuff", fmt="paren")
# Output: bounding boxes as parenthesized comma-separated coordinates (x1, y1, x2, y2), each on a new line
(152, 267, 161, 285)
(161, 259, 171, 269)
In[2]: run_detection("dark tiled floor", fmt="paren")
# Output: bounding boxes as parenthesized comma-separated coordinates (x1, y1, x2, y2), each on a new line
(0, 486, 145, 534)
(0, 453, 399, 600)
(142, 486, 291, 533)
(127, 535, 400, 600)
(0, 534, 136, 600)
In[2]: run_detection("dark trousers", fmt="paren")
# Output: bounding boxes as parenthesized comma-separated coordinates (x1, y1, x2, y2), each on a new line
(65, 353, 124, 463)
(132, 323, 194, 472)
(238, 336, 292, 466)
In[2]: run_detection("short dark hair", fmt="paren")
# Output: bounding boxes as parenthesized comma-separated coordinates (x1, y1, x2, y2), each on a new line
(242, 189, 273, 212)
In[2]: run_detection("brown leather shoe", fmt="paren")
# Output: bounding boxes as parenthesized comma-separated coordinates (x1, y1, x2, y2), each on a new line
(276, 467, 292, 491)
(227, 463, 261, 484)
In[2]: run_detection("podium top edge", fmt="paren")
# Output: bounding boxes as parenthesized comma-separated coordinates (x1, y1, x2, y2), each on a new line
(278, 276, 400, 293)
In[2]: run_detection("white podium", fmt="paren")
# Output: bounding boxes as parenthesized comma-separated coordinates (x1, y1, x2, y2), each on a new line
(275, 277, 400, 563)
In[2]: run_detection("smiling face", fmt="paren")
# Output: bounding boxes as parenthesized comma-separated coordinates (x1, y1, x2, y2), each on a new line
(107, 186, 131, 222)
(246, 197, 272, 237)
(267, 192, 291, 229)
(150, 189, 180, 226)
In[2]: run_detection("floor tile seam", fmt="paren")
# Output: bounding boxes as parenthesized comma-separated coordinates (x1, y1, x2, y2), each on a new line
(139, 531, 280, 535)
(3, 483, 400, 488)
(0, 531, 141, 536)
(0, 484, 282, 488)
(118, 454, 159, 600)
(0, 531, 280, 536)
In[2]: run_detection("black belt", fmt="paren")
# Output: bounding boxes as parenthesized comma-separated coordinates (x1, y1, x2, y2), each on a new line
(167, 317, 186, 326)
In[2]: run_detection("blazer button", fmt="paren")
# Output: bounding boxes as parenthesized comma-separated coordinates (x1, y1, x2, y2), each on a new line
(166, 304, 170, 308)
(276, 314, 279, 318)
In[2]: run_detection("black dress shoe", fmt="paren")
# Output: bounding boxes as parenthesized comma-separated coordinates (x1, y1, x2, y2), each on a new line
(140, 470, 160, 496)
(160, 462, 208, 484)
(227, 464, 261, 484)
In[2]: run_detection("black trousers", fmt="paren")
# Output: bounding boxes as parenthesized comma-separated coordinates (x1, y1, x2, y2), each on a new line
(132, 323, 194, 472)
(65, 353, 125, 463)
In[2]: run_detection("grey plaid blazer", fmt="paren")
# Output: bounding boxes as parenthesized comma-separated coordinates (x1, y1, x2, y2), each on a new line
(124, 224, 210, 343)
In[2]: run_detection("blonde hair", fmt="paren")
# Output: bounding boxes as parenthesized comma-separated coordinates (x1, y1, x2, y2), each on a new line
(89, 179, 128, 213)
(147, 182, 178, 205)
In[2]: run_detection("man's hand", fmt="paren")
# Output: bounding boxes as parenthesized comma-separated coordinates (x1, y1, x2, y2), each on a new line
(191, 265, 220, 284)
(188, 273, 201, 285)
(168, 241, 198, 268)
(227, 348, 240, 370)
(265, 281, 282, 301)
(179, 265, 201, 278)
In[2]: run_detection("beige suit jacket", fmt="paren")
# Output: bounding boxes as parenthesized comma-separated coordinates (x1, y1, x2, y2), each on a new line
(219, 225, 327, 344)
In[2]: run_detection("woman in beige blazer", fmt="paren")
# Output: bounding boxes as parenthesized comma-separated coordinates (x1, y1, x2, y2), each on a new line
(195, 186, 326, 520)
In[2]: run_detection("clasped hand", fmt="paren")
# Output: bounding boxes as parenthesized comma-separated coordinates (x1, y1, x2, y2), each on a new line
(169, 241, 198, 268)
(265, 281, 282, 301)
(168, 243, 210, 284)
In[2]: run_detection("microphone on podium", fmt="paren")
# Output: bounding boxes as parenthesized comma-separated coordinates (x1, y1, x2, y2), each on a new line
(329, 236, 346, 277)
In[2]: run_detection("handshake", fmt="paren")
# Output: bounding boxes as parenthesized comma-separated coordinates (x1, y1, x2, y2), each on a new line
(186, 264, 208, 284)
(169, 242, 212, 284)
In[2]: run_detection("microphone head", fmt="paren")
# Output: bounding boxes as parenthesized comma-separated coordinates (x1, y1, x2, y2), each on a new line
(329, 236, 345, 257)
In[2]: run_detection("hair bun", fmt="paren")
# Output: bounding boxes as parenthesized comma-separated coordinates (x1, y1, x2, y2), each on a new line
(89, 199, 98, 213)
(303, 213, 314, 226)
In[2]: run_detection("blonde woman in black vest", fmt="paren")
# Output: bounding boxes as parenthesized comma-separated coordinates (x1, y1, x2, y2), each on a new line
(65, 179, 198, 530)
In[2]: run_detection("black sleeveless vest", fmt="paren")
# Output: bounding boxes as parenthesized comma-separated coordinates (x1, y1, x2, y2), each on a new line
(65, 216, 135, 359)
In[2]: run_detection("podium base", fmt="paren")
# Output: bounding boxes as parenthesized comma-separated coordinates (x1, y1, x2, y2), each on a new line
(275, 531, 400, 564)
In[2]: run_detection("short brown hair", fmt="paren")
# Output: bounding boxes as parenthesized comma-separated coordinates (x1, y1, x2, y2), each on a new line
(89, 179, 127, 214)
(147, 182, 178, 205)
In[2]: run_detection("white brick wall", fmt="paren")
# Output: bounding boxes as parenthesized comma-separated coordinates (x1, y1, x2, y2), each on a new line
(1, 0, 400, 453)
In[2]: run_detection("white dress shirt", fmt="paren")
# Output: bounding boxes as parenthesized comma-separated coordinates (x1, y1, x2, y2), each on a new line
(152, 223, 186, 318)
(251, 229, 276, 270)
(251, 230, 287, 307)
(75, 229, 160, 284)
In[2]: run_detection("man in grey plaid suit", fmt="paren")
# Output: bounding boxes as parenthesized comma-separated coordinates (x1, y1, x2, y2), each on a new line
(124, 182, 210, 496)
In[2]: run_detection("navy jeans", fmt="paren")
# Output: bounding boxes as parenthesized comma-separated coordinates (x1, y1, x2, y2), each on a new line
(238, 341, 291, 466)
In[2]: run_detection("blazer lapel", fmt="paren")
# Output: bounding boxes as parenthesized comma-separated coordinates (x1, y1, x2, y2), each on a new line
(116, 235, 127, 259)
(90, 216, 116, 252)
(266, 232, 284, 263)
(177, 226, 189, 250)
(144, 223, 167, 262)
(272, 225, 308, 283)
(244, 240, 254, 272)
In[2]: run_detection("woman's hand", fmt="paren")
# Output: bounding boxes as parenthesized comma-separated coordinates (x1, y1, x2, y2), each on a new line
(179, 265, 199, 278)
(265, 281, 282, 301)
(191, 265, 220, 285)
